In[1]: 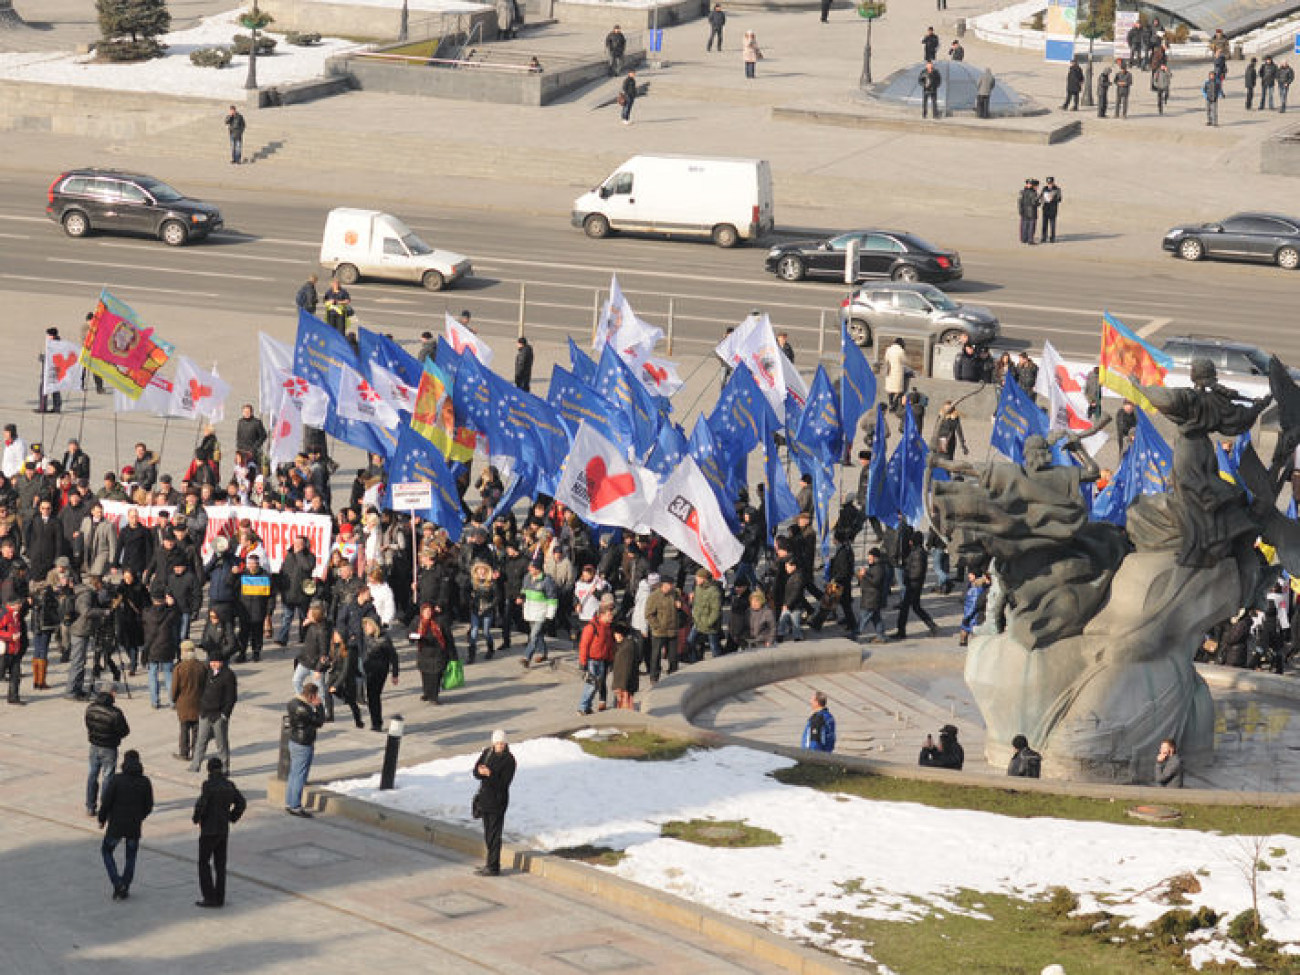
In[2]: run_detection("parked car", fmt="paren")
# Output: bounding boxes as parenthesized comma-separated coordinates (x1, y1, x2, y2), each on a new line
(840, 283, 998, 348)
(45, 169, 222, 246)
(320, 208, 471, 291)
(1161, 212, 1300, 270)
(765, 230, 961, 283)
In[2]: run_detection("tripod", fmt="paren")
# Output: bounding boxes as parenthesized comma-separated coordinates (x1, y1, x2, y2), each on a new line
(91, 619, 131, 699)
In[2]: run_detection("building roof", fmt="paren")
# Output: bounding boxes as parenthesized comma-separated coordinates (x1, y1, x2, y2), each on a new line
(1146, 0, 1300, 36)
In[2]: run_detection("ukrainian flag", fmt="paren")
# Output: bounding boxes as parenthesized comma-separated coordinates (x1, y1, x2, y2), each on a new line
(1098, 311, 1172, 412)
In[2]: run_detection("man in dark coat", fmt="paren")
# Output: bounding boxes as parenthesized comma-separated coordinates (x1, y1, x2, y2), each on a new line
(472, 729, 517, 876)
(275, 535, 316, 645)
(193, 757, 246, 907)
(921, 26, 939, 61)
(620, 70, 638, 124)
(1017, 178, 1040, 245)
(235, 404, 267, 465)
(1113, 61, 1132, 118)
(1063, 60, 1083, 110)
(919, 724, 964, 769)
(295, 274, 319, 315)
(1096, 66, 1112, 117)
(189, 656, 237, 774)
(514, 337, 534, 392)
(1039, 176, 1063, 244)
(98, 749, 153, 899)
(85, 688, 130, 816)
(1245, 56, 1259, 109)
(224, 105, 245, 165)
(24, 498, 63, 583)
(706, 3, 725, 51)
(1260, 55, 1279, 111)
(918, 61, 942, 119)
(856, 547, 889, 642)
(895, 533, 938, 639)
(604, 24, 626, 75)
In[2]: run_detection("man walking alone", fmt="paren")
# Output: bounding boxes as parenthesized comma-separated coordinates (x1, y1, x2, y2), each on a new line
(193, 758, 246, 908)
(472, 729, 516, 877)
(98, 750, 153, 901)
(224, 105, 245, 165)
(604, 24, 626, 76)
(706, 3, 726, 51)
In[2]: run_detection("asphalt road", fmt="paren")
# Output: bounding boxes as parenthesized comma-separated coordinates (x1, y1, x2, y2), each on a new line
(0, 174, 1297, 365)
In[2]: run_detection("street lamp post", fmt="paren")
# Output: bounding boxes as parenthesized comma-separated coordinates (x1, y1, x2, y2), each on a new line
(858, 1, 887, 87)
(243, 1, 272, 91)
(398, 0, 409, 42)
(1079, 1, 1104, 108)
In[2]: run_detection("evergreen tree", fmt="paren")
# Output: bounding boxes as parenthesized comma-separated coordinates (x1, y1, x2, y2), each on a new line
(96, 0, 171, 44)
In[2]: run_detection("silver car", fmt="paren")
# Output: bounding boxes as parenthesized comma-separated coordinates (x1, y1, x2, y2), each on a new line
(839, 283, 1000, 348)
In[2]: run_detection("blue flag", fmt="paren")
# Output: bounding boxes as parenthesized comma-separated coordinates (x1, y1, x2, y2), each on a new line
(644, 421, 689, 477)
(840, 324, 876, 446)
(456, 353, 568, 473)
(688, 417, 740, 532)
(709, 362, 769, 463)
(388, 424, 464, 542)
(292, 309, 385, 456)
(790, 436, 836, 559)
(990, 374, 1049, 464)
(884, 401, 928, 526)
(357, 327, 422, 390)
(548, 366, 636, 457)
(594, 342, 659, 457)
(569, 336, 597, 387)
(793, 365, 843, 465)
(865, 404, 899, 528)
(494, 462, 538, 521)
(1091, 410, 1173, 526)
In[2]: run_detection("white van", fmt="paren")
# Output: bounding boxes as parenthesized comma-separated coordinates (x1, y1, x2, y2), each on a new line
(319, 208, 472, 292)
(572, 155, 774, 248)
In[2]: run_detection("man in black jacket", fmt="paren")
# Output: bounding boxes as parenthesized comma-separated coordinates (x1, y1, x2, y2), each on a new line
(1017, 178, 1039, 245)
(706, 3, 725, 51)
(919, 61, 942, 119)
(1063, 59, 1083, 110)
(193, 758, 246, 907)
(25, 498, 63, 583)
(275, 535, 316, 645)
(856, 547, 889, 642)
(295, 274, 319, 315)
(189, 657, 238, 774)
(284, 683, 326, 817)
(919, 724, 964, 769)
(1038, 176, 1063, 244)
(604, 24, 626, 75)
(514, 336, 534, 392)
(1260, 56, 1279, 111)
(85, 688, 130, 817)
(98, 749, 153, 899)
(620, 70, 638, 124)
(895, 533, 938, 639)
(235, 404, 267, 467)
(472, 729, 517, 876)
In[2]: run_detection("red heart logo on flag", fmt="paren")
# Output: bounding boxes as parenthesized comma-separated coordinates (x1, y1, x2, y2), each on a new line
(359, 383, 380, 403)
(1054, 365, 1082, 394)
(585, 457, 636, 512)
(53, 353, 78, 380)
(189, 378, 212, 402)
(283, 377, 309, 398)
(450, 333, 468, 354)
(276, 419, 292, 439)
(643, 362, 668, 384)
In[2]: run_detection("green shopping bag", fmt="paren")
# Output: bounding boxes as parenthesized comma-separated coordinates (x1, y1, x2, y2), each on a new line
(442, 659, 465, 691)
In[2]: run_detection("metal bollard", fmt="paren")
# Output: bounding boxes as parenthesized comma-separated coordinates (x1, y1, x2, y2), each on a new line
(379, 715, 405, 791)
(276, 715, 291, 781)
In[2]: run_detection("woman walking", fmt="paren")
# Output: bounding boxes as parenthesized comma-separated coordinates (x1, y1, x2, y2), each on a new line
(361, 617, 398, 731)
(932, 401, 968, 461)
(415, 602, 451, 705)
(293, 604, 331, 695)
(742, 30, 761, 79)
(326, 632, 363, 728)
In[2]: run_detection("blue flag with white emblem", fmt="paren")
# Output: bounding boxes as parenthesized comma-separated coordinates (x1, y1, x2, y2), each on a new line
(292, 309, 385, 456)
(688, 417, 740, 532)
(644, 420, 689, 477)
(388, 424, 464, 542)
(990, 373, 1050, 464)
(594, 342, 659, 457)
(548, 365, 636, 457)
(569, 337, 598, 387)
(793, 365, 843, 465)
(709, 362, 768, 464)
(455, 353, 569, 472)
(884, 401, 928, 526)
(840, 324, 876, 445)
(1091, 410, 1172, 526)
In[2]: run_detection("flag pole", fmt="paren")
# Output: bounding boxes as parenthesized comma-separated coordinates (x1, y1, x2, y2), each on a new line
(112, 410, 120, 475)
(158, 415, 171, 469)
(77, 385, 88, 445)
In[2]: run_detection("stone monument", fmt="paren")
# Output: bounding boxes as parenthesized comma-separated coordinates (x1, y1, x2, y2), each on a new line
(931, 360, 1300, 783)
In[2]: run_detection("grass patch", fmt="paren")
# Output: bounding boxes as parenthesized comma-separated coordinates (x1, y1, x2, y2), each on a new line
(574, 730, 698, 762)
(772, 763, 1300, 837)
(551, 844, 627, 867)
(661, 818, 781, 848)
(382, 40, 440, 60)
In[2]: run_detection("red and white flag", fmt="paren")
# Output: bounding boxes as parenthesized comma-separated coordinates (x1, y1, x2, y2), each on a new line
(337, 362, 400, 428)
(278, 374, 330, 428)
(594, 274, 665, 352)
(269, 390, 303, 469)
(641, 456, 743, 579)
(1036, 341, 1108, 456)
(554, 421, 657, 530)
(368, 361, 416, 415)
(715, 312, 807, 422)
(115, 375, 174, 416)
(259, 333, 294, 416)
(445, 313, 493, 366)
(619, 343, 685, 399)
(170, 357, 231, 422)
(43, 337, 84, 396)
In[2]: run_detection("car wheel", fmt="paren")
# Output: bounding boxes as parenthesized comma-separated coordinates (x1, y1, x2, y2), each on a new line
(422, 269, 446, 292)
(160, 220, 188, 247)
(712, 223, 739, 248)
(847, 318, 873, 348)
(938, 328, 966, 347)
(891, 264, 920, 282)
(1277, 246, 1300, 271)
(1178, 238, 1204, 261)
(62, 211, 90, 238)
(776, 255, 806, 282)
(335, 263, 360, 285)
(583, 214, 611, 239)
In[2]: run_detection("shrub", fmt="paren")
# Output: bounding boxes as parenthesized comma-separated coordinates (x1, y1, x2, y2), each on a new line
(96, 37, 165, 61)
(232, 33, 277, 55)
(1228, 908, 1265, 946)
(96, 0, 171, 47)
(285, 31, 322, 46)
(189, 45, 232, 67)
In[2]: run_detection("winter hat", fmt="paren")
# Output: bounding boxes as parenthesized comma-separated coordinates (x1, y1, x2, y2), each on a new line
(491, 729, 508, 745)
(646, 572, 660, 587)
(180, 640, 197, 658)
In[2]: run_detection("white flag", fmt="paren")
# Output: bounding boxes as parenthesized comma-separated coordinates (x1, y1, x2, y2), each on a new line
(43, 337, 84, 396)
(277, 374, 330, 428)
(445, 313, 494, 366)
(115, 375, 175, 416)
(642, 456, 743, 579)
(259, 333, 295, 416)
(554, 421, 657, 530)
(170, 357, 231, 422)
(619, 343, 685, 399)
(337, 363, 400, 429)
(1036, 341, 1108, 456)
(368, 361, 416, 415)
(269, 390, 303, 469)
(716, 312, 793, 422)
(595, 274, 664, 352)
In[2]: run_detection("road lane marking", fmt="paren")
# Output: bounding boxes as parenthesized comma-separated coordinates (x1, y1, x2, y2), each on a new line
(0, 273, 220, 298)
(46, 258, 274, 282)
(1137, 316, 1172, 339)
(0, 233, 32, 240)
(0, 214, 48, 223)
(89, 241, 308, 265)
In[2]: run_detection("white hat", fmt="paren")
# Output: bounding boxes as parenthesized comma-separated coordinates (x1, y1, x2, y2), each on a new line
(491, 729, 508, 745)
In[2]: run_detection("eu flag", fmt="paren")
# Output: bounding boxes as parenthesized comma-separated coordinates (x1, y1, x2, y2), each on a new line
(990, 373, 1050, 464)
(793, 365, 843, 465)
(644, 421, 688, 477)
(884, 401, 928, 526)
(569, 336, 597, 387)
(594, 342, 659, 456)
(292, 309, 384, 456)
(865, 404, 898, 528)
(688, 417, 740, 531)
(1091, 410, 1172, 526)
(840, 324, 876, 445)
(709, 362, 768, 463)
(388, 424, 464, 542)
(548, 365, 636, 457)
(357, 326, 421, 389)
(457, 353, 568, 473)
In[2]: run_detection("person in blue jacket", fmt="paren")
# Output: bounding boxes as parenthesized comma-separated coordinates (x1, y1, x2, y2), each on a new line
(802, 690, 836, 752)
(959, 569, 989, 647)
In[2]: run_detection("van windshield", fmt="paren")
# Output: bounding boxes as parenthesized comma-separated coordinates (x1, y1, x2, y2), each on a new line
(402, 232, 432, 256)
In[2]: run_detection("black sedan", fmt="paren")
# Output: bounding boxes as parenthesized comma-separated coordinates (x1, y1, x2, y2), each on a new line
(765, 230, 962, 284)
(1162, 212, 1300, 270)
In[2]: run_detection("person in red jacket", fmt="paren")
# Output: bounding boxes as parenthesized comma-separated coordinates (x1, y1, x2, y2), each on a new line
(577, 603, 614, 715)
(0, 594, 27, 705)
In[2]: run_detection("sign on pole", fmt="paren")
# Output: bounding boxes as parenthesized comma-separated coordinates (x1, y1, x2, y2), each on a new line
(1294, 32, 1299, 54)
(1113, 10, 1139, 60)
(390, 481, 433, 512)
(1045, 0, 1078, 63)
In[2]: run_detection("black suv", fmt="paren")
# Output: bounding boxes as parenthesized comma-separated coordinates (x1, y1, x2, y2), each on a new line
(46, 169, 223, 246)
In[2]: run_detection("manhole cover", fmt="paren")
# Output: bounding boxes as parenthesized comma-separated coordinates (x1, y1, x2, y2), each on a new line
(268, 843, 355, 867)
(419, 891, 503, 918)
(551, 945, 647, 972)
(1127, 804, 1182, 823)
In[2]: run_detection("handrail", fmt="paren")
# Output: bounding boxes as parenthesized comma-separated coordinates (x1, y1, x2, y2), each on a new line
(453, 19, 483, 62)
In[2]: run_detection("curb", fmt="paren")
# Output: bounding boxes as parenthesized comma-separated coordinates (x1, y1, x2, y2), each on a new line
(773, 105, 1082, 144)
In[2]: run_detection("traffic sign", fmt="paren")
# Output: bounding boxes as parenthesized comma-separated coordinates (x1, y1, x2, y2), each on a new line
(1294, 32, 1299, 54)
(390, 481, 432, 512)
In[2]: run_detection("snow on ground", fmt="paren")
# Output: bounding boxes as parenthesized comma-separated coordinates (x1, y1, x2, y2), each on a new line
(0, 11, 363, 98)
(311, 0, 490, 10)
(332, 737, 1300, 970)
